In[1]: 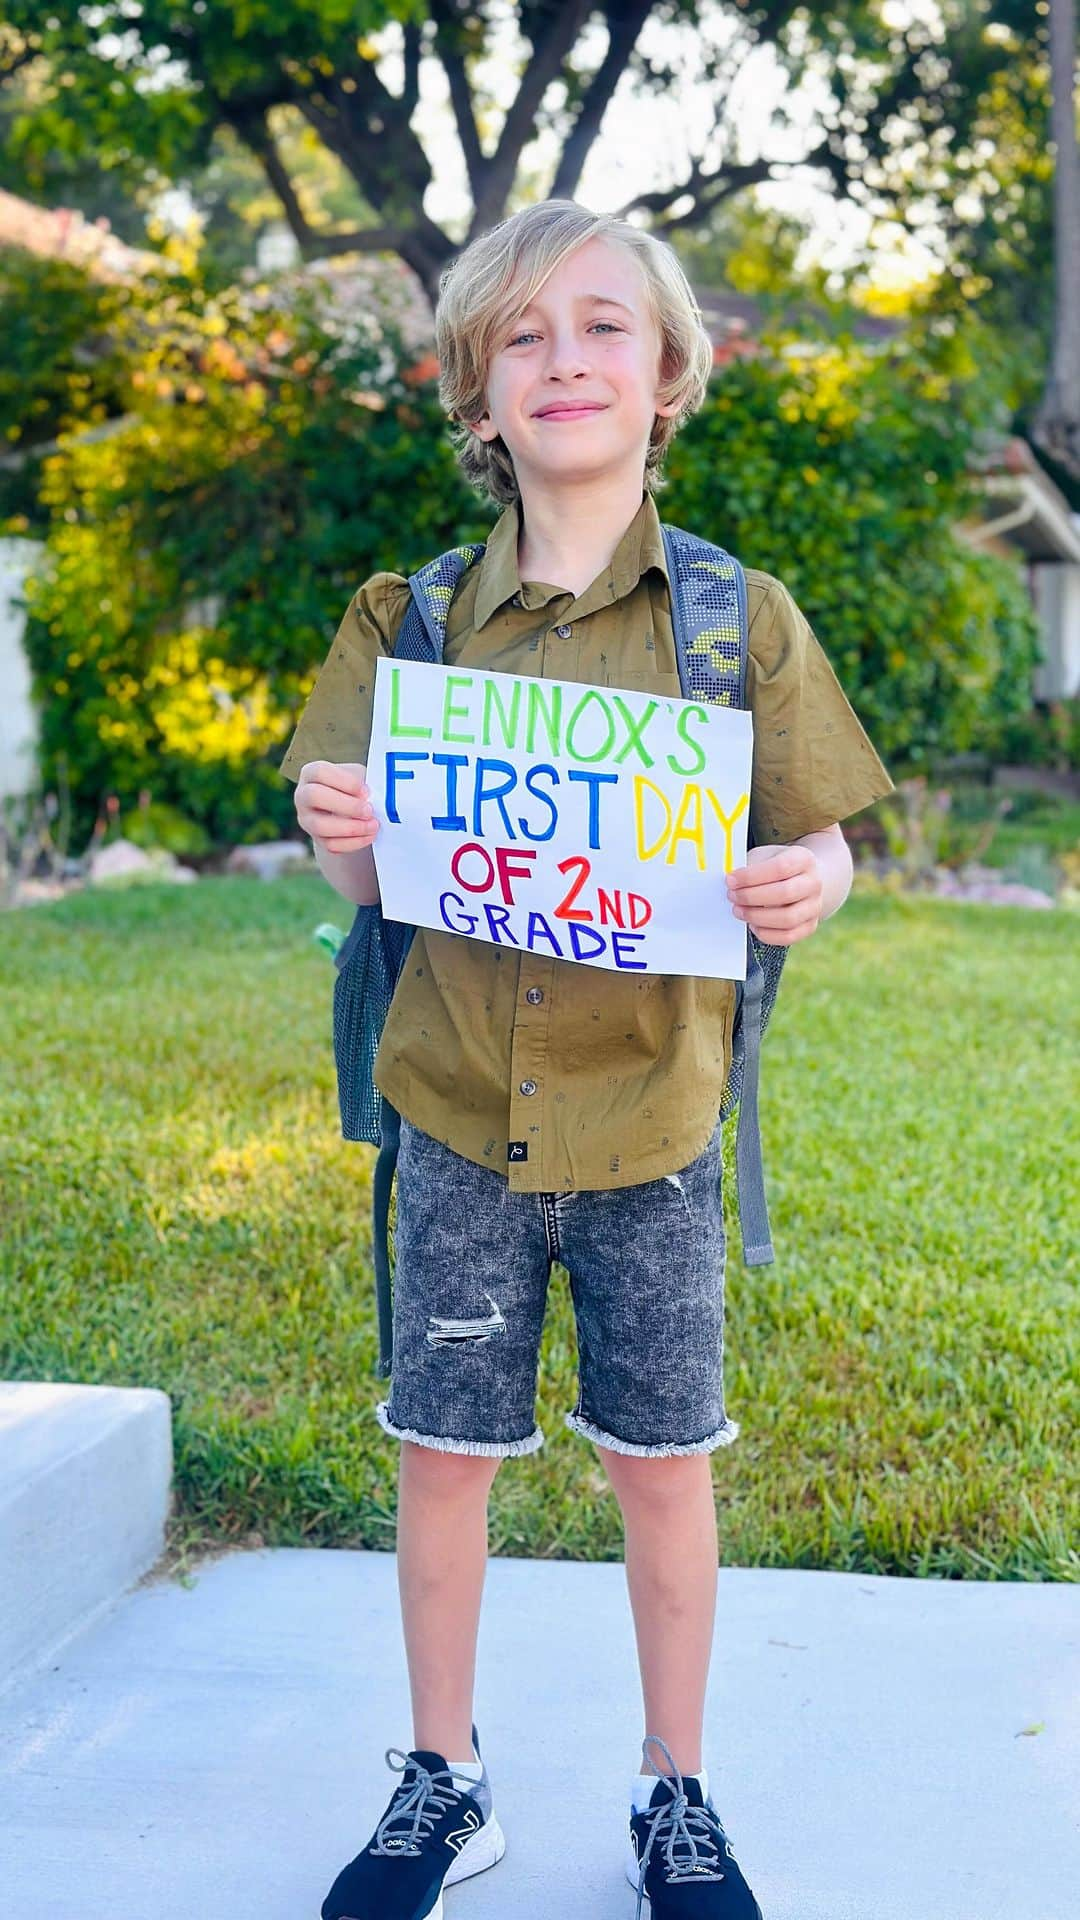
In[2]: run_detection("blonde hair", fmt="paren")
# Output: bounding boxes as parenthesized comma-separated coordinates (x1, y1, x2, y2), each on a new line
(435, 200, 715, 507)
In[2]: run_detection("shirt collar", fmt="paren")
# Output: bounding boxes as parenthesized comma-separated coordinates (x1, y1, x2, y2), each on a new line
(471, 490, 670, 630)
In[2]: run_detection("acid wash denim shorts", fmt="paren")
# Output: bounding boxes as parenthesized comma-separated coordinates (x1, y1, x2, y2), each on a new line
(374, 1114, 739, 1460)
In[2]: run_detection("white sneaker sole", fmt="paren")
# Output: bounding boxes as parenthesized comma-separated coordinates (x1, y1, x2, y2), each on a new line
(427, 1811, 507, 1917)
(625, 1836, 649, 1900)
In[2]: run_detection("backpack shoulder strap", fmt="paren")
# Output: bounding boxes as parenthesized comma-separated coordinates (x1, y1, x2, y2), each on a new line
(661, 521, 780, 1269)
(399, 542, 487, 660)
(659, 523, 748, 709)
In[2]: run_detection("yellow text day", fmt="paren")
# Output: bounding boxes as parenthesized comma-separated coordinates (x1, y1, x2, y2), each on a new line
(633, 776, 749, 872)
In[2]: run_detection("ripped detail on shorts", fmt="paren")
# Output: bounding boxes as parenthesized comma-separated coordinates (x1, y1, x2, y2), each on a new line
(663, 1170, 692, 1222)
(425, 1291, 507, 1347)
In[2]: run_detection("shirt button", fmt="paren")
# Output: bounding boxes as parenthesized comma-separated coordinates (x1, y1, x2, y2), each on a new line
(554, 622, 572, 638)
(519, 1078, 538, 1096)
(526, 987, 544, 1005)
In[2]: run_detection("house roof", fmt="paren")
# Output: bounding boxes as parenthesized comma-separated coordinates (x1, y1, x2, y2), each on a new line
(695, 286, 899, 351)
(967, 436, 1080, 565)
(0, 188, 166, 282)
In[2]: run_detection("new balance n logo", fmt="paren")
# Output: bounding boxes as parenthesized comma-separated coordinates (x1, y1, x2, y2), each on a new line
(445, 1808, 481, 1853)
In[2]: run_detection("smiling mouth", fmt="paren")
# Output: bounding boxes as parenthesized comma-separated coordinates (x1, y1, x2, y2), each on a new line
(535, 405, 606, 420)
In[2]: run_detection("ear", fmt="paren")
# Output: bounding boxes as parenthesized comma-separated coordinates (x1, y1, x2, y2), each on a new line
(467, 409, 500, 443)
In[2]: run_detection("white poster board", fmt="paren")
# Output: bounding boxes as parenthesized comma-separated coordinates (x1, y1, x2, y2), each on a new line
(368, 658, 752, 980)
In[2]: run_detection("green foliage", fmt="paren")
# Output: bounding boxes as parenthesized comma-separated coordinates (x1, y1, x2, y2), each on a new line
(946, 782, 1080, 884)
(0, 252, 132, 525)
(17, 256, 488, 849)
(873, 777, 1006, 882)
(117, 799, 213, 858)
(994, 697, 1080, 774)
(2, 3, 414, 197)
(930, 36, 1056, 426)
(663, 329, 1043, 767)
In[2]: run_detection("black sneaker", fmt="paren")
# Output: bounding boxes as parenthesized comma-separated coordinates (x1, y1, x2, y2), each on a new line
(321, 1720, 505, 1920)
(626, 1735, 763, 1919)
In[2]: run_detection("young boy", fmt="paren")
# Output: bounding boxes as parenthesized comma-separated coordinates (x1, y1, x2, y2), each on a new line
(280, 200, 894, 1920)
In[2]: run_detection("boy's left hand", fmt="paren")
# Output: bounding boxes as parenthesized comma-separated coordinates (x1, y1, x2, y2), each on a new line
(725, 844, 823, 946)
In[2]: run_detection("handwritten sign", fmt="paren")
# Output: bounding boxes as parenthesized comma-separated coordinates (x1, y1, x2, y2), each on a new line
(368, 658, 752, 980)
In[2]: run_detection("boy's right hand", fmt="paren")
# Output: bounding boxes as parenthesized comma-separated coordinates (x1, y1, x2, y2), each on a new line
(295, 760, 380, 855)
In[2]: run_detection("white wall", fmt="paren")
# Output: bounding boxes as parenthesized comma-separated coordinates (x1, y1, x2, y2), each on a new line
(0, 538, 43, 801)
(1031, 563, 1080, 701)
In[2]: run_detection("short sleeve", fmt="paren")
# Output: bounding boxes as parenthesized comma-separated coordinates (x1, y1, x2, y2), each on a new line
(746, 573, 895, 845)
(277, 572, 411, 784)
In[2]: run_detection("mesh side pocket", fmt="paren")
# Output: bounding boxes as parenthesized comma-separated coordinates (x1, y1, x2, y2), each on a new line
(331, 906, 412, 1144)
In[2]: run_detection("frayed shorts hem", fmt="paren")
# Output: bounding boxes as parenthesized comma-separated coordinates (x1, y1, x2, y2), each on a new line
(375, 1400, 546, 1458)
(563, 1409, 740, 1456)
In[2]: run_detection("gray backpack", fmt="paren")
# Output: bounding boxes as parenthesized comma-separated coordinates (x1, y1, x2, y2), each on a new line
(330, 525, 787, 1376)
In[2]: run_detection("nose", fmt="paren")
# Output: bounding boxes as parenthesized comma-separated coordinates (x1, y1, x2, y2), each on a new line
(540, 330, 592, 381)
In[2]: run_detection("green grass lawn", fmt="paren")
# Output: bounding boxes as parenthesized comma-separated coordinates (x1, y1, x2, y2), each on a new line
(1, 874, 1076, 1579)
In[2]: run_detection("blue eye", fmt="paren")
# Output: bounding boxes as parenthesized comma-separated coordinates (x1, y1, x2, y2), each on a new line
(506, 322, 623, 346)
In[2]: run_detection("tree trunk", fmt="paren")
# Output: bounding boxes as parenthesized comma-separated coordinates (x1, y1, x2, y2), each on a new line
(1032, 0, 1080, 476)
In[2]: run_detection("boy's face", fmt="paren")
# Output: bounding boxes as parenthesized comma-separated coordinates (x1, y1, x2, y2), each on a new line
(467, 235, 681, 495)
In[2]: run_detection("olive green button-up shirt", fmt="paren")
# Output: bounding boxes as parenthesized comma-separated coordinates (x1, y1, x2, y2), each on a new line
(280, 491, 894, 1191)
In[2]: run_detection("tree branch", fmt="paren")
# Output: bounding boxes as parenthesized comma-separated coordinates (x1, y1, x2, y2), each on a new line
(429, 0, 487, 203)
(657, 159, 779, 229)
(550, 0, 654, 201)
(297, 62, 433, 207)
(296, 90, 455, 294)
(284, 223, 425, 258)
(236, 109, 318, 253)
(614, 158, 768, 224)
(234, 100, 445, 292)
(613, 134, 851, 233)
(401, 21, 422, 118)
(471, 0, 593, 234)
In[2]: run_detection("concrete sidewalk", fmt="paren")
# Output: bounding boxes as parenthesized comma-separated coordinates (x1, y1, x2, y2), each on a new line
(1, 1547, 1076, 1920)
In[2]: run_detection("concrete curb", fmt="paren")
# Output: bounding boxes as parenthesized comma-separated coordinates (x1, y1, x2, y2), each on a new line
(0, 1381, 173, 1689)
